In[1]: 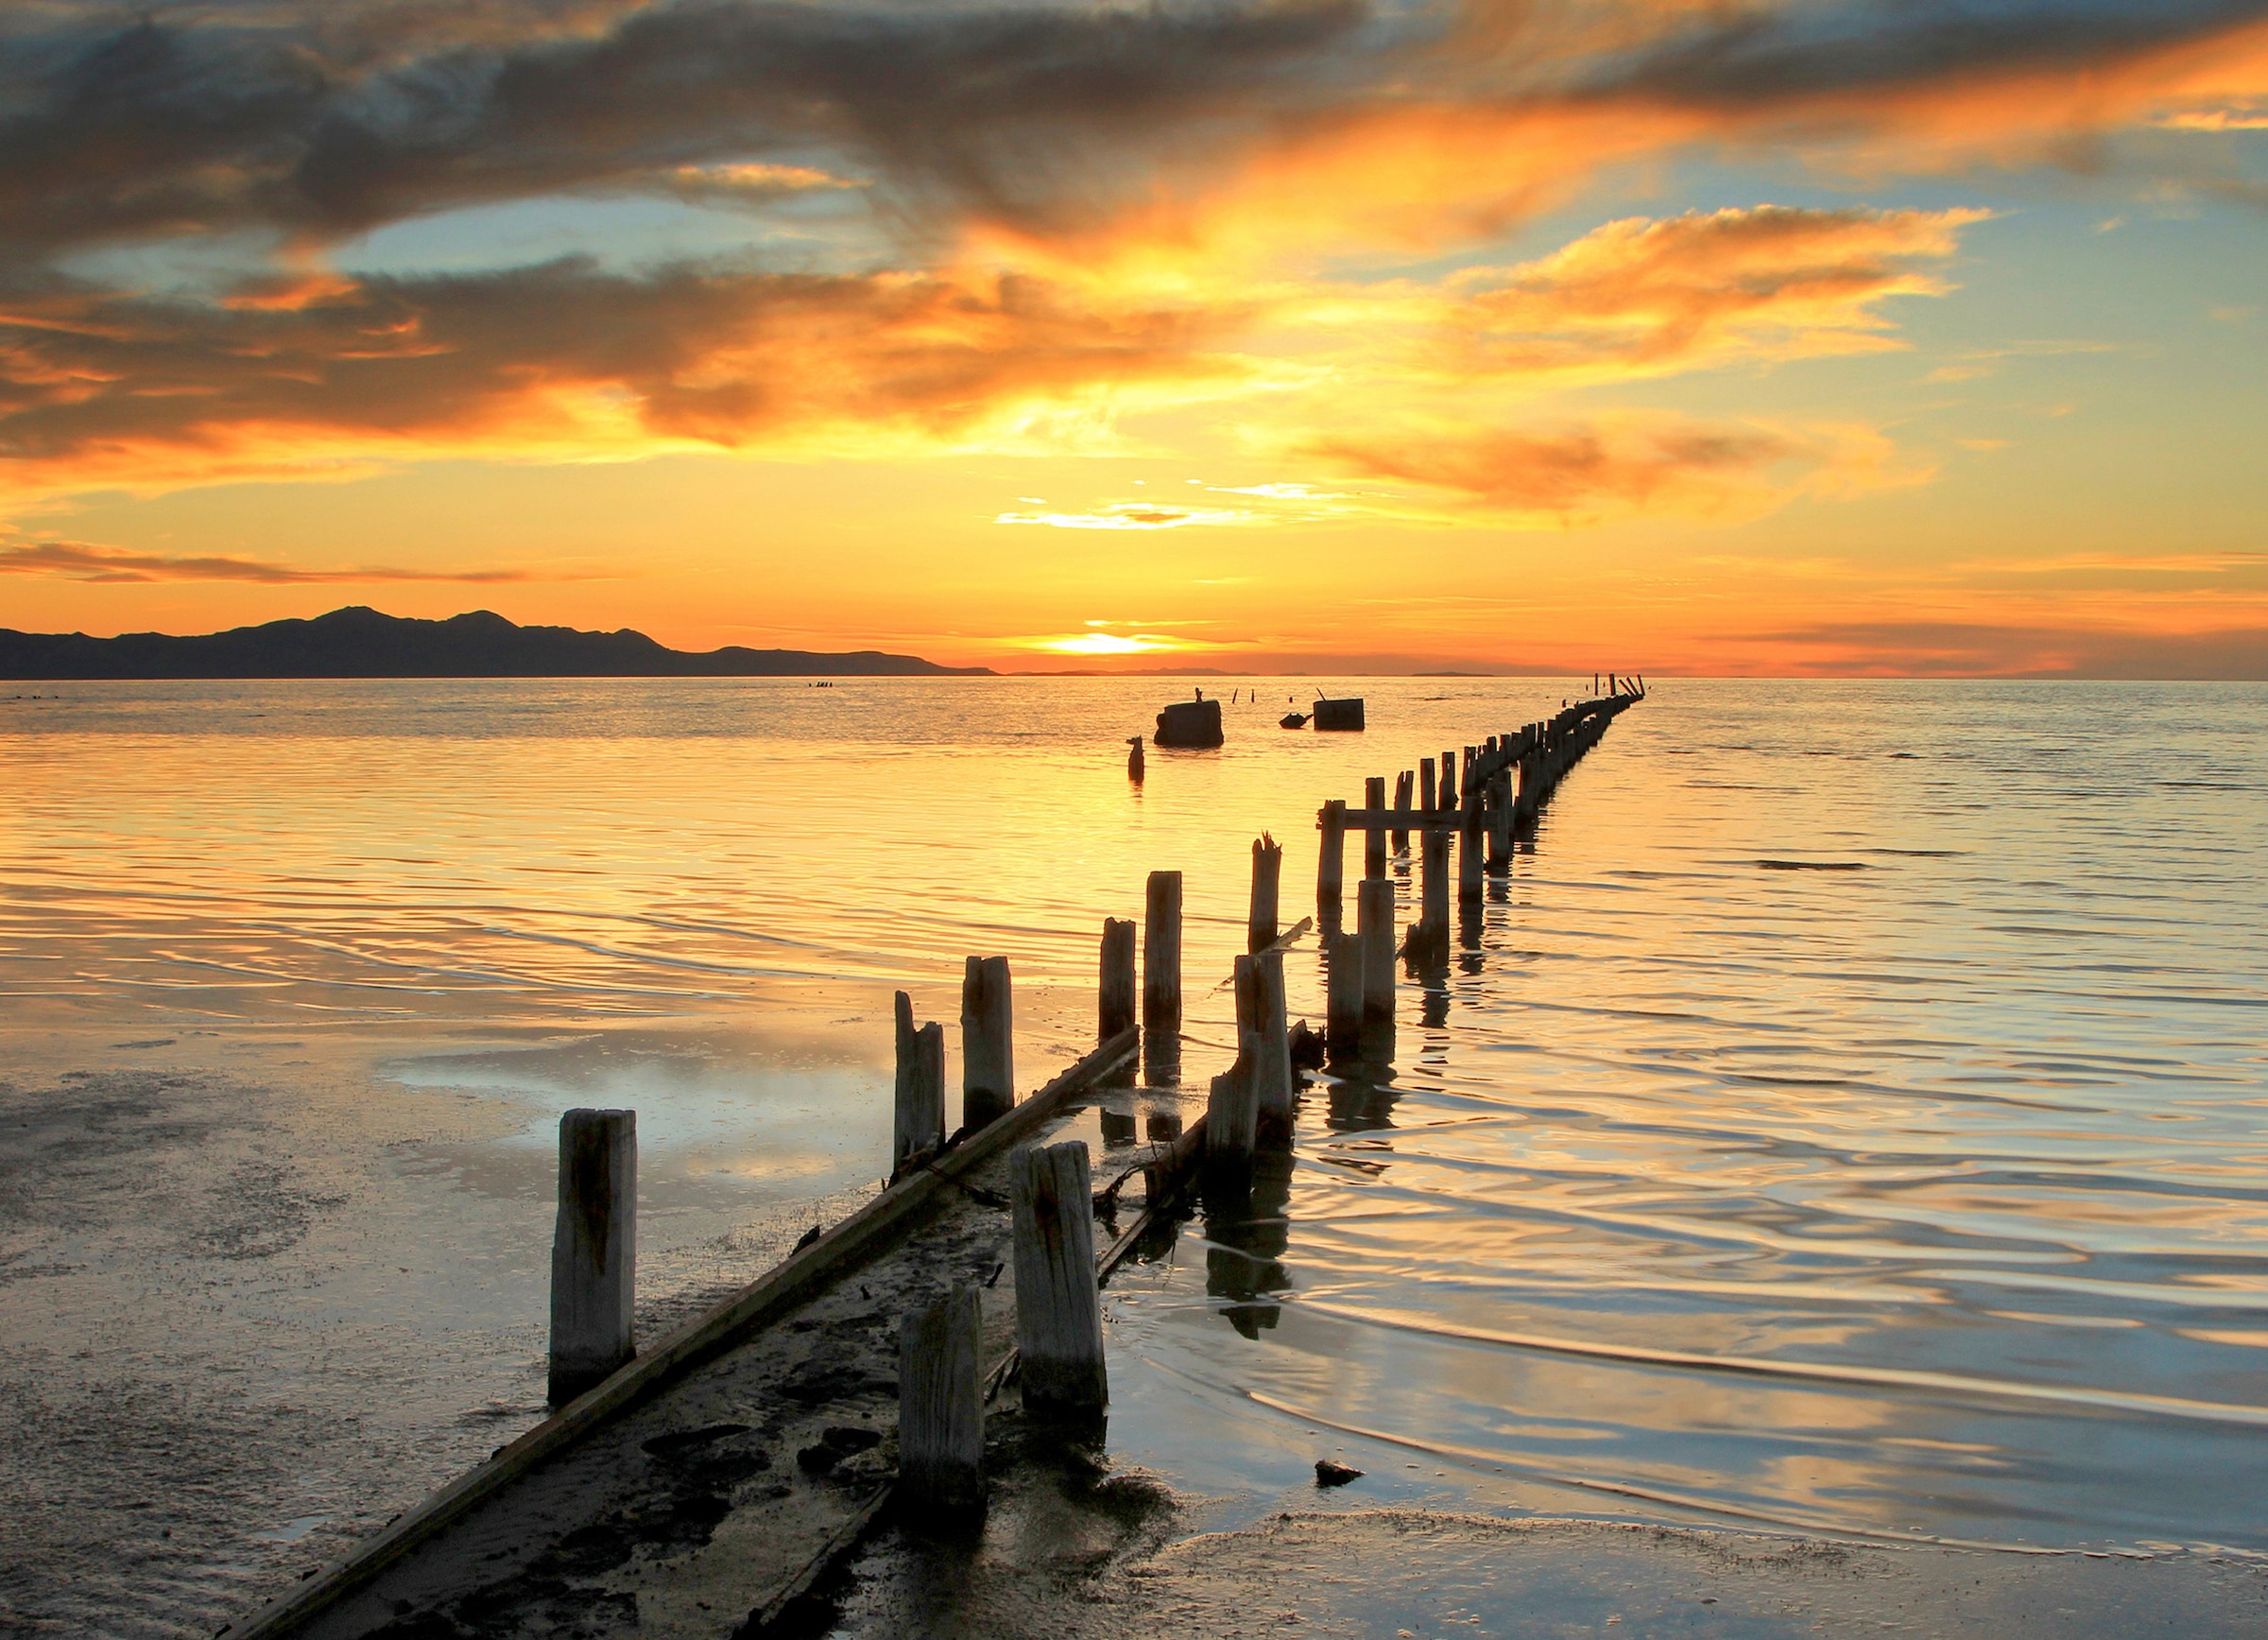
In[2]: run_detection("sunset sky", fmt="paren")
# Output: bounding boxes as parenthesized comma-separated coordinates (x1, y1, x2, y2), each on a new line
(3, 0, 2265, 674)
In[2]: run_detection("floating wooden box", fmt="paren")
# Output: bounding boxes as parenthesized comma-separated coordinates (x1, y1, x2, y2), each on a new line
(1154, 698, 1224, 748)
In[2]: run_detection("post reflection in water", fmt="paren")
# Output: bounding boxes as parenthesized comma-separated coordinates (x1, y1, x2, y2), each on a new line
(1201, 1150, 1296, 1342)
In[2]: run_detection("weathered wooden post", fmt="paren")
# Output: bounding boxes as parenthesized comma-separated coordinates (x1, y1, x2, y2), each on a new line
(1441, 751, 1457, 809)
(549, 1108, 635, 1406)
(1391, 770, 1414, 854)
(1011, 1141, 1108, 1413)
(1247, 834, 1281, 955)
(1143, 870, 1183, 1036)
(1419, 759, 1436, 816)
(1487, 773, 1514, 871)
(1357, 877, 1395, 1027)
(1206, 1029, 1260, 1175)
(899, 1284, 985, 1512)
(1325, 928, 1362, 1057)
(1235, 952, 1295, 1142)
(1099, 918, 1137, 1040)
(1315, 801, 1346, 915)
(1459, 792, 1486, 901)
(961, 955, 1015, 1129)
(893, 992, 946, 1175)
(1364, 776, 1387, 879)
(1418, 828, 1451, 957)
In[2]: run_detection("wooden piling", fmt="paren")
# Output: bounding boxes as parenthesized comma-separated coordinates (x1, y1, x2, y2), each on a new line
(1206, 1029, 1260, 1173)
(1357, 877, 1395, 1027)
(961, 955, 1015, 1130)
(1247, 834, 1281, 955)
(548, 1108, 636, 1407)
(1459, 792, 1486, 901)
(1235, 951, 1295, 1140)
(1391, 770, 1414, 854)
(1325, 927, 1363, 1057)
(899, 1284, 985, 1512)
(1419, 758, 1436, 816)
(1487, 773, 1514, 870)
(1099, 918, 1137, 1041)
(1364, 776, 1388, 879)
(1143, 870, 1183, 1037)
(1418, 828, 1451, 956)
(1316, 801, 1346, 915)
(1441, 751, 1456, 808)
(1009, 1141, 1108, 1413)
(893, 992, 947, 1176)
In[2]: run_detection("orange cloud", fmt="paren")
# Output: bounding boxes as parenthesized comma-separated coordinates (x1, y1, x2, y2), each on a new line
(1437, 205, 1991, 380)
(1290, 412, 1927, 526)
(0, 263, 1248, 505)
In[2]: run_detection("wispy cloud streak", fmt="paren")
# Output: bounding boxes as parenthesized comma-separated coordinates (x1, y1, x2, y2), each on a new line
(0, 539, 571, 583)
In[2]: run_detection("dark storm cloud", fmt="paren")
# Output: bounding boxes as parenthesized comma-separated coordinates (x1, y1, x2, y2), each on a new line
(7, 0, 2268, 266)
(0, 0, 1372, 257)
(1589, 0, 2268, 107)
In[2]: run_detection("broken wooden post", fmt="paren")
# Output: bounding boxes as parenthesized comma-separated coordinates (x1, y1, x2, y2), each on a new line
(899, 1284, 985, 1512)
(1357, 877, 1395, 1027)
(1325, 928, 1363, 1057)
(1099, 918, 1137, 1041)
(1364, 776, 1387, 879)
(961, 956, 1015, 1129)
(1247, 834, 1281, 955)
(1316, 801, 1346, 915)
(1143, 870, 1183, 1038)
(1391, 770, 1414, 854)
(1235, 952, 1296, 1142)
(893, 992, 946, 1175)
(1206, 1028, 1260, 1176)
(1010, 1141, 1108, 1413)
(549, 1108, 635, 1406)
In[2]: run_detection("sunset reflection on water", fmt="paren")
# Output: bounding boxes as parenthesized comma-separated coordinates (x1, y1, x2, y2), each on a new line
(5, 676, 2266, 1557)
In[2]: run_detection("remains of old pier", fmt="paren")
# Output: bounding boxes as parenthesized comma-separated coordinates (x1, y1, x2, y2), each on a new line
(229, 682, 1643, 1640)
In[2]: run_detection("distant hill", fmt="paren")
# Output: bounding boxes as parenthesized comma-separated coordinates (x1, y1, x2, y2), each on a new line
(0, 607, 993, 679)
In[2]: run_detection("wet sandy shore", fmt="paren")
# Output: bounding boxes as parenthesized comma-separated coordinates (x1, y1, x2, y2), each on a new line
(821, 1493, 2268, 1640)
(0, 1031, 888, 1638)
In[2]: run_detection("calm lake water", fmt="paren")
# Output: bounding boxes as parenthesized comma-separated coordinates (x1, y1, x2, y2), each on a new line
(4, 677, 2265, 1628)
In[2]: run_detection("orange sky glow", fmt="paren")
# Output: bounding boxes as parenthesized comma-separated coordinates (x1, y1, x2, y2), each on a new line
(2, 0, 2264, 674)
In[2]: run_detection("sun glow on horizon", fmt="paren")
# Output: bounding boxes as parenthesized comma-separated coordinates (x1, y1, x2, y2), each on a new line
(1023, 631, 1188, 656)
